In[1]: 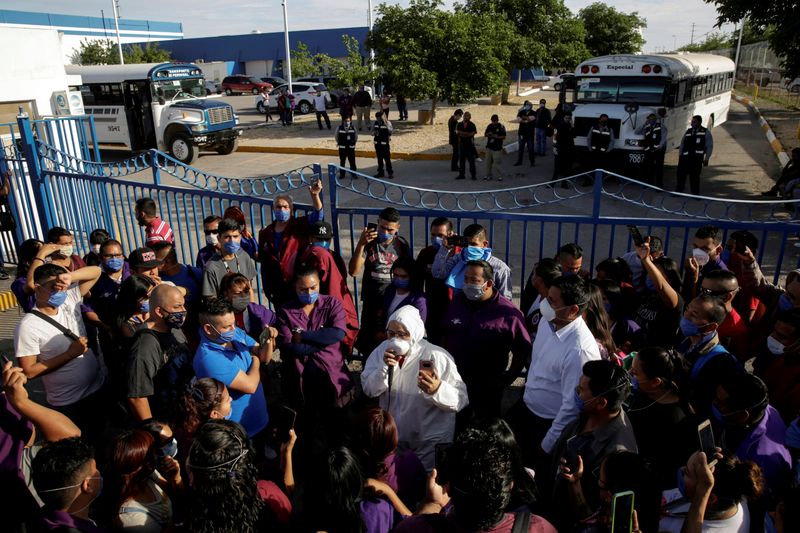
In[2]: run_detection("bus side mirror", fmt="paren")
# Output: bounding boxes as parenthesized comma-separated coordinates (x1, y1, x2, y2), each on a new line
(157, 97, 166, 105)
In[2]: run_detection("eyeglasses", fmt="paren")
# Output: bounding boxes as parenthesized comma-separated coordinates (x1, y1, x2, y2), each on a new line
(699, 287, 736, 297)
(386, 329, 410, 339)
(204, 229, 219, 235)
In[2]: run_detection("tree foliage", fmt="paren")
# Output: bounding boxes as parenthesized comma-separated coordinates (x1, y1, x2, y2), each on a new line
(461, 0, 589, 71)
(578, 2, 646, 56)
(367, 0, 514, 117)
(323, 36, 373, 89)
(289, 42, 324, 78)
(706, 0, 799, 75)
(71, 39, 171, 65)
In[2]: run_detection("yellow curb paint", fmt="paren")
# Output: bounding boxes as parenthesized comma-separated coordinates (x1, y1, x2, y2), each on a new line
(771, 138, 784, 154)
(0, 291, 18, 312)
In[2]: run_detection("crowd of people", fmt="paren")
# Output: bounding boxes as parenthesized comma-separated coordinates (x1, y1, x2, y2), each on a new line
(3, 173, 800, 533)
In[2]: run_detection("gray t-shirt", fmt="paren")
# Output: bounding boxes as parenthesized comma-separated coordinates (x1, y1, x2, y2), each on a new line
(202, 250, 257, 297)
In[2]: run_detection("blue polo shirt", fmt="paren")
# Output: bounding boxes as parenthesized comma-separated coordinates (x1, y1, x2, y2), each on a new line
(193, 328, 268, 437)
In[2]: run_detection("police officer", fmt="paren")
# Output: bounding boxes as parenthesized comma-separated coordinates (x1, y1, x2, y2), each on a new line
(587, 113, 615, 171)
(640, 111, 667, 187)
(372, 111, 394, 179)
(514, 100, 536, 167)
(335, 115, 358, 179)
(676, 114, 713, 195)
(449, 109, 464, 172)
(552, 112, 575, 188)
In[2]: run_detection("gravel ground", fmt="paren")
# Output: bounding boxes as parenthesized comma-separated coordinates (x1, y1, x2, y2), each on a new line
(750, 97, 800, 156)
(240, 85, 553, 154)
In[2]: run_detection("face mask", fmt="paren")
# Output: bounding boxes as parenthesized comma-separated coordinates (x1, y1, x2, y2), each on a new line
(206, 234, 219, 246)
(165, 311, 186, 329)
(779, 293, 794, 311)
(645, 277, 656, 292)
(785, 418, 800, 448)
(91, 244, 101, 254)
(231, 296, 250, 313)
(767, 335, 786, 356)
(462, 246, 487, 261)
(679, 317, 702, 337)
(676, 468, 687, 497)
(223, 240, 241, 255)
(273, 209, 291, 222)
(211, 324, 236, 344)
(105, 257, 124, 272)
(463, 282, 486, 301)
(630, 375, 640, 392)
(378, 231, 392, 243)
(386, 337, 411, 356)
(139, 300, 150, 313)
(539, 298, 558, 322)
(393, 278, 410, 289)
(539, 103, 545, 108)
(60, 245, 73, 257)
(432, 236, 444, 249)
(711, 403, 728, 424)
(39, 476, 103, 514)
(574, 389, 590, 412)
(159, 438, 178, 458)
(298, 291, 319, 305)
(48, 290, 68, 308)
(692, 248, 710, 266)
(313, 240, 331, 249)
(345, 121, 352, 128)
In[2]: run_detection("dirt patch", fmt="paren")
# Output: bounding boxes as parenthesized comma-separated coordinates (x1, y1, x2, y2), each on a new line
(240, 85, 551, 154)
(745, 97, 800, 154)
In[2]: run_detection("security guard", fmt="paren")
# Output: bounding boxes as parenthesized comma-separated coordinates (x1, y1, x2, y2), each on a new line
(586, 113, 615, 171)
(372, 111, 394, 179)
(640, 111, 667, 187)
(335, 115, 358, 179)
(676, 114, 713, 195)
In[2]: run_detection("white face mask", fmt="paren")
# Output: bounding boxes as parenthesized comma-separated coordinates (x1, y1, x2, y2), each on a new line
(206, 233, 219, 246)
(692, 248, 710, 266)
(767, 335, 786, 355)
(386, 337, 411, 356)
(539, 299, 557, 322)
(60, 245, 74, 257)
(91, 244, 101, 254)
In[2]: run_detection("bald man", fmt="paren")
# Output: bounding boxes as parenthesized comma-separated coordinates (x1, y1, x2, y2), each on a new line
(126, 284, 192, 421)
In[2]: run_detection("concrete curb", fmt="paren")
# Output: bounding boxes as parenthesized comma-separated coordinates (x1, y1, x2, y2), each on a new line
(732, 92, 791, 166)
(0, 291, 18, 312)
(237, 144, 452, 160)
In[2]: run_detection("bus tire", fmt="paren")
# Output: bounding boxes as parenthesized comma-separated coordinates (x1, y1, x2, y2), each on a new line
(216, 138, 239, 155)
(169, 134, 199, 165)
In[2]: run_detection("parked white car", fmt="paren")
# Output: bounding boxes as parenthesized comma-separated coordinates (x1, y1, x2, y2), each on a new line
(785, 76, 800, 93)
(204, 79, 220, 95)
(255, 82, 331, 115)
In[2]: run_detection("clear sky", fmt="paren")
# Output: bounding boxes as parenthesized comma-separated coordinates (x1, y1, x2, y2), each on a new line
(2, 0, 739, 54)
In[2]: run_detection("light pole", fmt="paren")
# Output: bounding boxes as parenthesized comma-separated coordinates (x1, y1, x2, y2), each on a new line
(282, 0, 293, 94)
(367, 0, 375, 88)
(733, 15, 746, 82)
(111, 0, 124, 64)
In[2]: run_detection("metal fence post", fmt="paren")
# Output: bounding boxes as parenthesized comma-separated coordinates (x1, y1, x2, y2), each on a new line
(150, 149, 161, 185)
(591, 169, 604, 220)
(16, 110, 52, 237)
(327, 163, 340, 253)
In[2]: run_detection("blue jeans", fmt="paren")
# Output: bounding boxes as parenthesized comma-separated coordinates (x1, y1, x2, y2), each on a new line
(535, 128, 548, 155)
(516, 134, 535, 164)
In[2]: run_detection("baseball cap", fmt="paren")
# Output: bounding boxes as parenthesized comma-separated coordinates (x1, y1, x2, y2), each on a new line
(128, 247, 163, 269)
(310, 221, 333, 240)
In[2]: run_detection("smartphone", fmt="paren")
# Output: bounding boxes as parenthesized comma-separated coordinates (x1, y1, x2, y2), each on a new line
(698, 419, 718, 467)
(734, 237, 747, 255)
(275, 405, 297, 443)
(419, 360, 435, 378)
(563, 435, 580, 473)
(610, 490, 635, 533)
(367, 222, 378, 231)
(627, 225, 644, 247)
(434, 442, 452, 486)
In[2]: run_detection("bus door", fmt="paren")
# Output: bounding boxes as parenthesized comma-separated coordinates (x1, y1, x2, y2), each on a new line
(124, 81, 156, 150)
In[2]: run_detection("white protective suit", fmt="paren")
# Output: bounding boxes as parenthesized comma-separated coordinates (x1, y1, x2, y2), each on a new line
(361, 305, 469, 470)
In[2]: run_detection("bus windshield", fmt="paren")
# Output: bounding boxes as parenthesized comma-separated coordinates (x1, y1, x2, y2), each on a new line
(152, 78, 205, 101)
(577, 76, 667, 105)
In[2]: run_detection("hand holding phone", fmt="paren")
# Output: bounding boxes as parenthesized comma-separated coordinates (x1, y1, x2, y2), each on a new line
(627, 225, 644, 247)
(611, 491, 635, 533)
(419, 360, 435, 378)
(276, 406, 297, 443)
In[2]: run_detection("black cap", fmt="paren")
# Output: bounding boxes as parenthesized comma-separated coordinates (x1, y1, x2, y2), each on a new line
(128, 247, 163, 269)
(310, 221, 333, 240)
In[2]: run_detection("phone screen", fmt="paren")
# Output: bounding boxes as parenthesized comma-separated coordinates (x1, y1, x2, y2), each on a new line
(276, 405, 297, 442)
(419, 360, 434, 378)
(367, 222, 378, 231)
(627, 225, 644, 247)
(698, 420, 717, 466)
(611, 491, 635, 533)
(564, 435, 580, 472)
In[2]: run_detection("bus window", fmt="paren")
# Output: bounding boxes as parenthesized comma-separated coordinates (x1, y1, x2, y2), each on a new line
(577, 78, 618, 102)
(81, 84, 124, 106)
(151, 78, 205, 101)
(677, 80, 689, 104)
(617, 80, 667, 104)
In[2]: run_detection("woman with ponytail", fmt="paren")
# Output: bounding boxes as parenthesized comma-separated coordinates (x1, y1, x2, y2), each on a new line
(626, 346, 694, 490)
(171, 377, 232, 456)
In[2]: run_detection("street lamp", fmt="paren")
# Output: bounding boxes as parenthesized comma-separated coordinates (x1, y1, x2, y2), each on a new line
(282, 0, 293, 94)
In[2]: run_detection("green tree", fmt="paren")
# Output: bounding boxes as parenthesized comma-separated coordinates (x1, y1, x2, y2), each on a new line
(289, 41, 324, 78)
(679, 32, 732, 52)
(124, 43, 171, 64)
(324, 35, 372, 90)
(72, 39, 172, 65)
(578, 2, 646, 56)
(706, 0, 798, 75)
(367, 0, 514, 122)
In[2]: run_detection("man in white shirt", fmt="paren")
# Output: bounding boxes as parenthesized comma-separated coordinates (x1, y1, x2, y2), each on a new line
(314, 86, 331, 130)
(15, 260, 105, 442)
(505, 275, 600, 490)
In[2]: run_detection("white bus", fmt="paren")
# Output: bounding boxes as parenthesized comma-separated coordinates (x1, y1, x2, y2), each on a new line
(66, 62, 240, 164)
(569, 54, 735, 169)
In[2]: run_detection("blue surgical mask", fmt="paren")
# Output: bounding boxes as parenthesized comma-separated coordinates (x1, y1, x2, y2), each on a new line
(679, 317, 700, 337)
(312, 240, 331, 249)
(273, 210, 291, 222)
(48, 290, 68, 308)
(711, 403, 727, 424)
(393, 278, 410, 289)
(630, 375, 640, 391)
(212, 325, 236, 344)
(139, 300, 150, 313)
(105, 257, 124, 272)
(573, 389, 586, 412)
(159, 437, 178, 458)
(462, 246, 488, 262)
(779, 293, 793, 311)
(463, 282, 486, 301)
(298, 291, 319, 305)
(432, 236, 444, 249)
(378, 231, 392, 243)
(223, 240, 241, 255)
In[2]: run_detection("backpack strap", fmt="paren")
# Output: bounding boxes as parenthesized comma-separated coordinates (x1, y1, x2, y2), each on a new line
(511, 511, 531, 533)
(29, 310, 79, 341)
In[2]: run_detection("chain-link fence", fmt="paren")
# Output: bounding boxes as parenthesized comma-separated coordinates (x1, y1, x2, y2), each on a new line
(708, 41, 800, 108)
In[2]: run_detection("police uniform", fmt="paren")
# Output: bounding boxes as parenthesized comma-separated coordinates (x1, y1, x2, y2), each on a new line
(641, 119, 666, 187)
(676, 125, 713, 195)
(587, 123, 614, 171)
(335, 122, 358, 179)
(373, 118, 394, 178)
